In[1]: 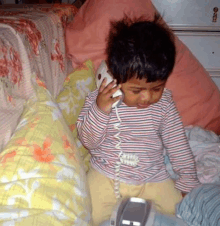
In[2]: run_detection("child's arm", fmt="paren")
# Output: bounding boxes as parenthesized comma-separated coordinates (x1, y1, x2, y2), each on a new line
(77, 79, 122, 150)
(161, 100, 201, 193)
(76, 90, 111, 150)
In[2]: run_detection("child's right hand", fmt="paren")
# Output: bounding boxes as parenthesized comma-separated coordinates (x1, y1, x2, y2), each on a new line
(96, 78, 122, 114)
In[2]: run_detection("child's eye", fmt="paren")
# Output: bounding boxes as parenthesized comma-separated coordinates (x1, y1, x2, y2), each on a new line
(132, 90, 141, 94)
(152, 88, 161, 92)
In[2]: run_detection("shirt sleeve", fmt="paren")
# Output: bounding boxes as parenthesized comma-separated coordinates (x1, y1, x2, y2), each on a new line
(161, 99, 201, 193)
(76, 90, 111, 150)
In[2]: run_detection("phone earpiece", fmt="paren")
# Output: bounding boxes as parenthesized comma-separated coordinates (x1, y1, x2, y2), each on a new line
(112, 91, 124, 108)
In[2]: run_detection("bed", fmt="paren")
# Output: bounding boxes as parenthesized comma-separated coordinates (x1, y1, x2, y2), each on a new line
(0, 0, 220, 225)
(0, 4, 92, 225)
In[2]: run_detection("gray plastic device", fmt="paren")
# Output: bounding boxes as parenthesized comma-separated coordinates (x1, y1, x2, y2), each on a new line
(99, 197, 189, 226)
(109, 197, 156, 226)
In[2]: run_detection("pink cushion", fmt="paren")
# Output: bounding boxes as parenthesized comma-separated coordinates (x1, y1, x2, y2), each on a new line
(167, 38, 220, 133)
(65, 0, 155, 70)
(65, 0, 220, 134)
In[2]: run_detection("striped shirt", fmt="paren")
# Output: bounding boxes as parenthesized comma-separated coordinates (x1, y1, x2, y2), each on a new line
(77, 88, 200, 193)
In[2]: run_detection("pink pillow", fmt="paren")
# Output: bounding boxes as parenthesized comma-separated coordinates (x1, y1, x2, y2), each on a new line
(65, 0, 220, 134)
(65, 0, 155, 70)
(167, 38, 220, 133)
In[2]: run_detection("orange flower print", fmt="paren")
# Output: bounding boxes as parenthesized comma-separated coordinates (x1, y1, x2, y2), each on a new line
(75, 62, 89, 71)
(0, 57, 9, 78)
(68, 152, 76, 161)
(10, 47, 23, 84)
(69, 124, 76, 132)
(0, 45, 23, 87)
(16, 138, 28, 146)
(0, 150, 17, 168)
(32, 137, 54, 163)
(0, 18, 42, 55)
(40, 6, 76, 30)
(61, 135, 76, 161)
(17, 19, 42, 55)
(28, 116, 40, 130)
(62, 135, 71, 149)
(7, 95, 16, 106)
(36, 76, 47, 89)
(2, 46, 7, 55)
(64, 75, 70, 83)
(51, 41, 64, 72)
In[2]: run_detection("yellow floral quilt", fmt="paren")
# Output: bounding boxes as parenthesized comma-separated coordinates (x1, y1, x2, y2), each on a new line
(0, 76, 92, 225)
(56, 59, 96, 172)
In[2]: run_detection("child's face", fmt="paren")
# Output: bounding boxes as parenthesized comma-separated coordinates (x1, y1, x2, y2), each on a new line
(120, 77, 166, 108)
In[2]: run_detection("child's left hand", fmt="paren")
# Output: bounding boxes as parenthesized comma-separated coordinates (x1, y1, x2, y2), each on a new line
(182, 192, 187, 198)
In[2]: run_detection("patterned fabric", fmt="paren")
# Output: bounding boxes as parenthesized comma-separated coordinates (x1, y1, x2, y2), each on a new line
(165, 126, 220, 184)
(0, 76, 92, 226)
(0, 4, 78, 153)
(77, 88, 200, 193)
(56, 59, 96, 172)
(0, 24, 28, 151)
(176, 184, 220, 226)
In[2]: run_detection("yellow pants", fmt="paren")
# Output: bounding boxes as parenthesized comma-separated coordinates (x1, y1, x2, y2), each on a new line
(87, 167, 182, 226)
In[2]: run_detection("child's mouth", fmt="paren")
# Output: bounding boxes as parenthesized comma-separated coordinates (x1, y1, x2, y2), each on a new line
(137, 104, 150, 108)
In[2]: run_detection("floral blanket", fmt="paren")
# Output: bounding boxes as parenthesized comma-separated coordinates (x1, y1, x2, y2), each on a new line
(0, 4, 78, 151)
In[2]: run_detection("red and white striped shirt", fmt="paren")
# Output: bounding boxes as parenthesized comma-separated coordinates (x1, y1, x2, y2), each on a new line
(77, 88, 200, 193)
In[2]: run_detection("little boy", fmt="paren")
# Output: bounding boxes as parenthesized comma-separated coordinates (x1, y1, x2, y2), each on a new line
(77, 14, 200, 226)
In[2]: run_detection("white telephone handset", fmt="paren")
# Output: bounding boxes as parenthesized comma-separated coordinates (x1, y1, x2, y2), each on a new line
(96, 60, 123, 108)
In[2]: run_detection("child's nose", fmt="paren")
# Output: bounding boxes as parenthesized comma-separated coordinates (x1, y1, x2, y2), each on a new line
(140, 90, 152, 102)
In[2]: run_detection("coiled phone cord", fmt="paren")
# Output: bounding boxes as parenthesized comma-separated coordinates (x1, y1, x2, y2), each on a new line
(114, 106, 139, 199)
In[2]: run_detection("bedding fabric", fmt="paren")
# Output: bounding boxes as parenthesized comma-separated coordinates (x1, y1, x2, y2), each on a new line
(0, 4, 78, 153)
(65, 0, 220, 134)
(176, 184, 220, 226)
(165, 126, 220, 184)
(0, 76, 92, 226)
(56, 59, 96, 172)
(185, 126, 220, 184)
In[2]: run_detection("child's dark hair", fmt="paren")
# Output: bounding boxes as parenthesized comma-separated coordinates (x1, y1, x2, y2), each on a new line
(106, 14, 176, 83)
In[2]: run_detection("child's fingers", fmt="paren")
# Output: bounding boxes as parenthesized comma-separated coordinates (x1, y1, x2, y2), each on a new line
(98, 78, 107, 93)
(108, 84, 121, 96)
(112, 95, 122, 104)
(102, 79, 116, 94)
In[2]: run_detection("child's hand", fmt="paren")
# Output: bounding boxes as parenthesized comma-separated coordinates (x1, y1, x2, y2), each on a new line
(182, 192, 187, 198)
(96, 78, 122, 114)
